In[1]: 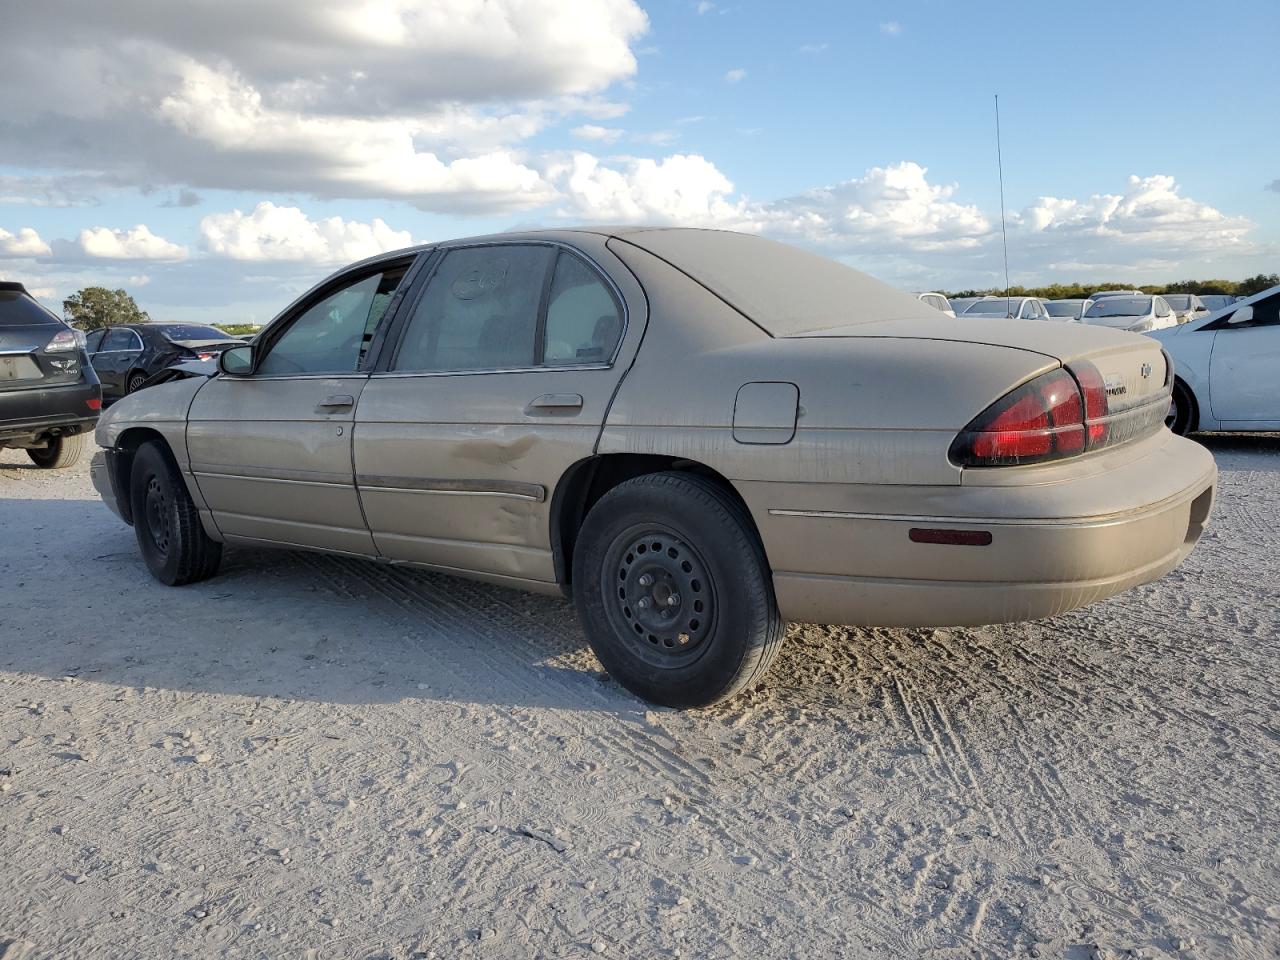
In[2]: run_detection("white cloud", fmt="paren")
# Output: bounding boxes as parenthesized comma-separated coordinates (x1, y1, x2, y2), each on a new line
(631, 130, 677, 145)
(798, 43, 829, 55)
(553, 153, 751, 225)
(0, 1, 647, 214)
(0, 226, 52, 258)
(78, 224, 188, 260)
(725, 68, 747, 83)
(571, 124, 624, 144)
(128, 274, 152, 286)
(199, 201, 414, 263)
(880, 21, 902, 36)
(696, 1, 716, 13)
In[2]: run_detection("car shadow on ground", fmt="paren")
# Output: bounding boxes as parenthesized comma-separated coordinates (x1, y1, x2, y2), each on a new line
(1, 496, 1112, 722)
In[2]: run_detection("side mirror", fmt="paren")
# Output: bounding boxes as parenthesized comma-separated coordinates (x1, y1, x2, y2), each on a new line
(219, 345, 255, 375)
(1226, 305, 1254, 326)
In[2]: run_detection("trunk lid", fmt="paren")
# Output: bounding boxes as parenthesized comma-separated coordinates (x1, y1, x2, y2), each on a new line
(797, 314, 1171, 409)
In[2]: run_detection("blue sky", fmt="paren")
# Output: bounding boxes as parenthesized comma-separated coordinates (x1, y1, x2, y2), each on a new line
(1, 0, 1276, 324)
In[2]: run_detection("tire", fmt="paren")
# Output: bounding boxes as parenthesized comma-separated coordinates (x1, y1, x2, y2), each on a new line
(1166, 380, 1196, 436)
(572, 471, 785, 708)
(126, 371, 148, 394)
(27, 433, 85, 469)
(129, 441, 222, 585)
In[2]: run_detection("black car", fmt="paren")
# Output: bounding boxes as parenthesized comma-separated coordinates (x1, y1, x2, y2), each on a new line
(86, 323, 243, 399)
(0, 281, 101, 468)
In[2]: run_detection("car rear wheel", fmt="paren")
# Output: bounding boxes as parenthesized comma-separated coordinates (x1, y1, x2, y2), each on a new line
(1166, 381, 1196, 436)
(129, 441, 222, 585)
(26, 434, 85, 469)
(572, 471, 784, 708)
(126, 371, 148, 394)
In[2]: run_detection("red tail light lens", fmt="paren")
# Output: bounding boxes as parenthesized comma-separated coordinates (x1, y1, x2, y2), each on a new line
(951, 369, 1087, 466)
(1071, 362, 1110, 447)
(86, 397, 102, 410)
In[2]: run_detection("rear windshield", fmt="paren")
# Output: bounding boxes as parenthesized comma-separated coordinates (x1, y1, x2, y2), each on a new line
(151, 324, 234, 340)
(1199, 295, 1235, 310)
(0, 290, 60, 327)
(1044, 301, 1083, 317)
(613, 229, 931, 335)
(1162, 295, 1191, 310)
(1085, 297, 1150, 318)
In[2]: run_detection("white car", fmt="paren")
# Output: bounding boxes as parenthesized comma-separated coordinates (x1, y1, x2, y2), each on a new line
(1152, 284, 1280, 434)
(1081, 295, 1177, 334)
(1044, 298, 1095, 322)
(960, 297, 1051, 321)
(1160, 294, 1209, 325)
(1092, 289, 1146, 300)
(916, 292, 956, 318)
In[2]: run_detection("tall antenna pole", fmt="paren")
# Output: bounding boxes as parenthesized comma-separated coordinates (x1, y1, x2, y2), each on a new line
(994, 94, 1011, 301)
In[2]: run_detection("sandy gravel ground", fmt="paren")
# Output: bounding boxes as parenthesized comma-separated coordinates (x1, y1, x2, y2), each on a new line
(1, 438, 1277, 960)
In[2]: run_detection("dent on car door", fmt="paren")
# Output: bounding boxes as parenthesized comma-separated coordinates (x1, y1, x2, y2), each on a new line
(1209, 294, 1280, 423)
(354, 242, 636, 584)
(185, 259, 416, 553)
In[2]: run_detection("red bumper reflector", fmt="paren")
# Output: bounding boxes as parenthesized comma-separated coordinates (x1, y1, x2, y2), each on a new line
(909, 527, 993, 546)
(86, 397, 102, 410)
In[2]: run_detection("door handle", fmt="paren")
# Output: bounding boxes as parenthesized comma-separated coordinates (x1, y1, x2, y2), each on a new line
(528, 393, 583, 413)
(318, 394, 355, 409)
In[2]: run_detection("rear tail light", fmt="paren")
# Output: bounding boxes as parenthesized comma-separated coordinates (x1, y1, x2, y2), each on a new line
(950, 359, 1169, 467)
(950, 368, 1086, 466)
(86, 397, 102, 411)
(45, 329, 80, 353)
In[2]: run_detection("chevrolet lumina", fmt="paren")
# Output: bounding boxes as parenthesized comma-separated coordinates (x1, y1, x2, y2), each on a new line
(90, 229, 1216, 707)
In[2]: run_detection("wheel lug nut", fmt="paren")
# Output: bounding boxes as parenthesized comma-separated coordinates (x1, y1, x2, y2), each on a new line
(637, 597, 651, 609)
(666, 593, 680, 607)
(638, 574, 653, 587)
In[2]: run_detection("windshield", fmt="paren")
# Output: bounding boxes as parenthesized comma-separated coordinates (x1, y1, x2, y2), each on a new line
(0, 290, 61, 327)
(1162, 295, 1192, 310)
(1084, 297, 1150, 318)
(963, 298, 1021, 316)
(1044, 301, 1083, 317)
(151, 324, 235, 340)
(1199, 295, 1235, 310)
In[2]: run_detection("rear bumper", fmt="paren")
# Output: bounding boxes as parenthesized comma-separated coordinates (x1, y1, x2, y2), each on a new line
(0, 381, 100, 443)
(740, 431, 1217, 627)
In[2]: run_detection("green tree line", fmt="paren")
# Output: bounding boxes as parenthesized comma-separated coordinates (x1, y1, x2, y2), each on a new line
(944, 273, 1280, 301)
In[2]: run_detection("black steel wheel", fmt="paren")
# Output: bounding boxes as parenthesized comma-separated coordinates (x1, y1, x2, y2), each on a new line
(129, 441, 222, 585)
(573, 471, 784, 708)
(602, 524, 717, 669)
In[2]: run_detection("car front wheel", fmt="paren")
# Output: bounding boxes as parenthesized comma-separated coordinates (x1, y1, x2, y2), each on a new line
(129, 441, 222, 585)
(572, 471, 784, 708)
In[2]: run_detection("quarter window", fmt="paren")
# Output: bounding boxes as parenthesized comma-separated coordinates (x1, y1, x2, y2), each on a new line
(394, 245, 554, 372)
(257, 267, 406, 376)
(543, 252, 624, 365)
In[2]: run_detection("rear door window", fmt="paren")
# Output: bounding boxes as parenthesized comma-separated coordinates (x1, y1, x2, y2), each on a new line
(84, 330, 106, 352)
(102, 328, 141, 351)
(394, 245, 554, 372)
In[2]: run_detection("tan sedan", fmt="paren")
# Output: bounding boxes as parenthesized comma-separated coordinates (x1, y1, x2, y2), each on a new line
(92, 228, 1216, 707)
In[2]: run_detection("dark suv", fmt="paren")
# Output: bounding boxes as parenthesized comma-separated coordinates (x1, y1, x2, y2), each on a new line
(0, 282, 102, 468)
